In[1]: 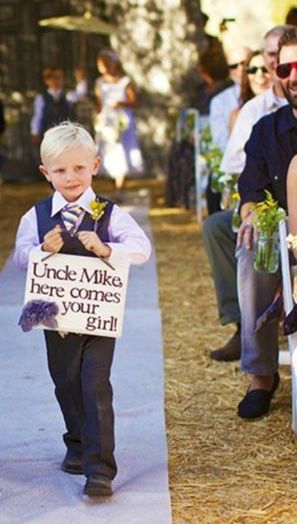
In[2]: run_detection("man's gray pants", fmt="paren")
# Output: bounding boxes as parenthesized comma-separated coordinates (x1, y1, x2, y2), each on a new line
(202, 209, 240, 325)
(237, 244, 281, 375)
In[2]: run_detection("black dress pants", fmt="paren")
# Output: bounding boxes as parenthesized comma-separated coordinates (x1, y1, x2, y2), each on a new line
(44, 331, 116, 479)
(206, 173, 222, 215)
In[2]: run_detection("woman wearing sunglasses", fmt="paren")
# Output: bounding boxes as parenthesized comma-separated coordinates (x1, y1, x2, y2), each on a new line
(228, 50, 272, 132)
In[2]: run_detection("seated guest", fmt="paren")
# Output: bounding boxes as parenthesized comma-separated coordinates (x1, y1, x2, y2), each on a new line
(209, 44, 251, 152)
(221, 26, 289, 175)
(166, 47, 231, 210)
(202, 25, 289, 362)
(235, 26, 297, 418)
(228, 50, 272, 132)
(196, 46, 232, 116)
(206, 45, 251, 214)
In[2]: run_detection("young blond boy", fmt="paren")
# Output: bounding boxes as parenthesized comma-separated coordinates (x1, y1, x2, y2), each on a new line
(14, 121, 151, 497)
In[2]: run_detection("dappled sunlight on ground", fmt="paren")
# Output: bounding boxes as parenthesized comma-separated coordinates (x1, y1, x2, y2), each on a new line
(149, 188, 297, 524)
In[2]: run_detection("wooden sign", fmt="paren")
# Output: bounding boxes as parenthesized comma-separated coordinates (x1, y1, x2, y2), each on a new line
(24, 250, 130, 337)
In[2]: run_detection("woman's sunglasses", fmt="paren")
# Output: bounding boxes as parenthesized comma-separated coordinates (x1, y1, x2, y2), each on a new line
(245, 66, 268, 75)
(276, 61, 297, 79)
(228, 60, 245, 70)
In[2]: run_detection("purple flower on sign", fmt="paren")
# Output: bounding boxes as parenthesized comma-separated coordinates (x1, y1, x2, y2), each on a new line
(18, 300, 59, 332)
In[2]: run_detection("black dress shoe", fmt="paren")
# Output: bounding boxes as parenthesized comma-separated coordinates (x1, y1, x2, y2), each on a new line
(210, 328, 241, 361)
(84, 474, 112, 497)
(237, 372, 280, 419)
(61, 450, 83, 475)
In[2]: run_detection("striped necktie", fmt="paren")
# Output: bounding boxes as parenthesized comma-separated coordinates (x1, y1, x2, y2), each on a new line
(61, 204, 83, 233)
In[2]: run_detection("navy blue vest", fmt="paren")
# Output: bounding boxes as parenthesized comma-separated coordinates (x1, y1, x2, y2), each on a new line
(35, 195, 114, 257)
(41, 91, 72, 135)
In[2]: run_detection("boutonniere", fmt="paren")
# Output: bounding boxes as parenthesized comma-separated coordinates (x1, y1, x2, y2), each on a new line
(90, 199, 115, 271)
(90, 200, 107, 222)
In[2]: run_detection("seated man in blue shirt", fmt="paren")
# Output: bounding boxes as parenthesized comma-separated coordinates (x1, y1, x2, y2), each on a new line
(236, 26, 297, 419)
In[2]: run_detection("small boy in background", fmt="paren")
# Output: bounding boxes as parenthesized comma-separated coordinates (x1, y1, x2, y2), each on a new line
(31, 67, 72, 145)
(14, 121, 151, 497)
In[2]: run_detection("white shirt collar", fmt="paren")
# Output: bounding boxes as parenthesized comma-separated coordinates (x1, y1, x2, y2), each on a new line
(267, 86, 287, 111)
(51, 187, 96, 216)
(48, 88, 63, 100)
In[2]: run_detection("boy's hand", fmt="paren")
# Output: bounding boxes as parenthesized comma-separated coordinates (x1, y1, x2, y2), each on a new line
(78, 231, 111, 258)
(42, 225, 64, 253)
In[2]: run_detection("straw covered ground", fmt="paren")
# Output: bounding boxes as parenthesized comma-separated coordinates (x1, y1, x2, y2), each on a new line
(1, 178, 297, 523)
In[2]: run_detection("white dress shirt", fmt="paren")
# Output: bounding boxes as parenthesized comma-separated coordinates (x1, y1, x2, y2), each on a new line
(209, 84, 240, 151)
(220, 87, 288, 175)
(13, 187, 151, 271)
(66, 79, 88, 104)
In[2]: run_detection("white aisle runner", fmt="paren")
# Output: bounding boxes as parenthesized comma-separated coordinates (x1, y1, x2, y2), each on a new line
(0, 201, 172, 524)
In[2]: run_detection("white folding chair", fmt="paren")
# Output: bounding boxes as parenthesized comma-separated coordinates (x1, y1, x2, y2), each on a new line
(279, 220, 297, 435)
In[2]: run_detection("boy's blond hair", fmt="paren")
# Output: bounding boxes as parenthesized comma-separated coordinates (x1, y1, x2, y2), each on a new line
(40, 121, 97, 165)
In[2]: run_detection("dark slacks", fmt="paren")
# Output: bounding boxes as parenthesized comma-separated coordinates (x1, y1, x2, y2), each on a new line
(44, 330, 116, 479)
(202, 209, 240, 325)
(206, 174, 222, 215)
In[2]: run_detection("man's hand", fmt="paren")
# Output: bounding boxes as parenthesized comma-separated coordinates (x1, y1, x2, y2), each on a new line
(42, 225, 64, 253)
(78, 231, 111, 258)
(236, 214, 255, 250)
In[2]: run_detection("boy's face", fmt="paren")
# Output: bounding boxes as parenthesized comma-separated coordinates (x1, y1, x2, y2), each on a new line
(45, 69, 64, 90)
(39, 147, 100, 202)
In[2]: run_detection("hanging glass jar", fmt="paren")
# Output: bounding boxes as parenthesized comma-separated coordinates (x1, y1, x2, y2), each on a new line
(210, 171, 223, 193)
(253, 232, 279, 273)
(220, 187, 232, 210)
(231, 204, 242, 232)
(229, 192, 241, 232)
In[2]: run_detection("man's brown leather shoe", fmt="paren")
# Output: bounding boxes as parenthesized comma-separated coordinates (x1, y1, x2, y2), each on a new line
(210, 328, 241, 361)
(84, 475, 112, 497)
(61, 450, 83, 475)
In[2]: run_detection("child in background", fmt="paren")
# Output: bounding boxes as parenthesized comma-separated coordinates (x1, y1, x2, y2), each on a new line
(14, 121, 151, 497)
(31, 67, 72, 145)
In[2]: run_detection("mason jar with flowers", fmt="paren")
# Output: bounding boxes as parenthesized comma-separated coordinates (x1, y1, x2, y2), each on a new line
(252, 190, 286, 273)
